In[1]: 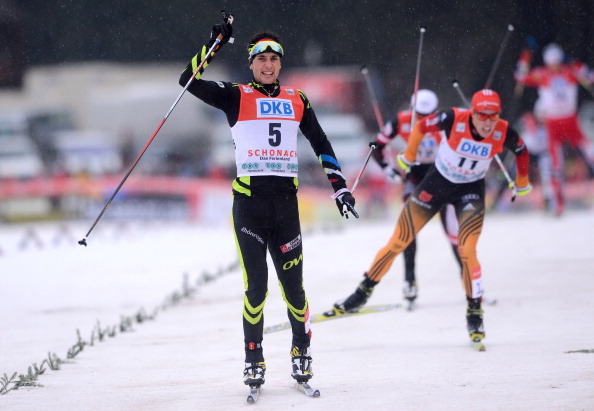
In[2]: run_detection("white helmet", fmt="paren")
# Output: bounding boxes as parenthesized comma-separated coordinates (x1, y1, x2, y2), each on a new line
(411, 89, 438, 115)
(543, 43, 564, 66)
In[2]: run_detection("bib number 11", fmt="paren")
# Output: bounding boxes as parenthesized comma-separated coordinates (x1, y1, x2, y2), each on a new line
(458, 157, 478, 170)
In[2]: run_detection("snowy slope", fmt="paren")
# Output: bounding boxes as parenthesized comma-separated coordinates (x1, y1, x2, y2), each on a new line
(1, 210, 593, 410)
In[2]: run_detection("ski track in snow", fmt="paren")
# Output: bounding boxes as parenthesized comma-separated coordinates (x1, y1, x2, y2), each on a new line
(1, 210, 594, 410)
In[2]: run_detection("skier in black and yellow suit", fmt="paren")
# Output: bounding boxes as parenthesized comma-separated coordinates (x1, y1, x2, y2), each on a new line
(179, 19, 358, 387)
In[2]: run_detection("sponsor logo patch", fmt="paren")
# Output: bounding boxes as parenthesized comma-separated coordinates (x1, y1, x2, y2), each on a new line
(283, 254, 303, 270)
(280, 234, 301, 253)
(241, 227, 264, 244)
(461, 194, 480, 201)
(419, 190, 433, 202)
(256, 98, 295, 118)
(456, 139, 492, 159)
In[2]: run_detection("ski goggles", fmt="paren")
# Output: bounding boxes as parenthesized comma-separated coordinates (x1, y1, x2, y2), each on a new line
(473, 111, 500, 121)
(248, 39, 284, 60)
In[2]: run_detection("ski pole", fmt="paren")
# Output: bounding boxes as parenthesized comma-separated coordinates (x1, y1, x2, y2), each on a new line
(78, 11, 234, 246)
(483, 25, 517, 200)
(451, 80, 517, 201)
(359, 66, 387, 187)
(485, 24, 514, 89)
(409, 26, 427, 129)
(350, 142, 379, 195)
(354, 27, 427, 216)
(342, 142, 378, 217)
(360, 65, 384, 129)
(494, 154, 517, 201)
(452, 80, 471, 107)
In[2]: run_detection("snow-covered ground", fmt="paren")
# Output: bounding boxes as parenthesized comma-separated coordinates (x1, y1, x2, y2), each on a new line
(1, 208, 594, 410)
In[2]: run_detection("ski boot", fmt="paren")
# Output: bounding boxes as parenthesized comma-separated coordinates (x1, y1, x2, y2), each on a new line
(243, 361, 266, 386)
(290, 346, 313, 382)
(466, 298, 485, 350)
(331, 275, 378, 315)
(403, 280, 417, 310)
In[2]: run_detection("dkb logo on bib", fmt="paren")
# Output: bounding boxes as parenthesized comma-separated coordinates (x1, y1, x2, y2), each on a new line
(256, 98, 295, 119)
(456, 139, 492, 159)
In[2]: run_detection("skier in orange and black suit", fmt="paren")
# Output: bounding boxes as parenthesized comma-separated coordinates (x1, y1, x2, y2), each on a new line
(371, 89, 462, 309)
(330, 89, 532, 348)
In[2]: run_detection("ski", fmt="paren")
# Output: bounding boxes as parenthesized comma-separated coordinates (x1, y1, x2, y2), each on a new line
(322, 302, 401, 318)
(264, 303, 401, 334)
(246, 384, 261, 403)
(293, 381, 320, 397)
(471, 340, 486, 351)
(406, 300, 416, 311)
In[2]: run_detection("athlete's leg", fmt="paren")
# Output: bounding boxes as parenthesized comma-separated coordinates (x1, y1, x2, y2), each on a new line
(561, 115, 594, 178)
(454, 194, 486, 300)
(448, 181, 487, 343)
(366, 188, 439, 283)
(333, 197, 437, 313)
(333, 169, 445, 314)
(438, 203, 463, 275)
(537, 151, 555, 212)
(268, 196, 311, 349)
(546, 119, 567, 215)
(233, 196, 270, 362)
(401, 186, 417, 286)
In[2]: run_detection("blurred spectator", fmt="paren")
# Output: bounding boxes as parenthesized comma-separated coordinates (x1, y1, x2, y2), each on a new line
(515, 43, 594, 216)
(518, 100, 554, 212)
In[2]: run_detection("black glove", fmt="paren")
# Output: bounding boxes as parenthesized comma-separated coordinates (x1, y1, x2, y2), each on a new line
(209, 19, 233, 47)
(333, 189, 359, 219)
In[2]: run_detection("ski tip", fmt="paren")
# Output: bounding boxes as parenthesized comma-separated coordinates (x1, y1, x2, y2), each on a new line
(246, 385, 261, 403)
(296, 381, 321, 397)
(471, 341, 486, 351)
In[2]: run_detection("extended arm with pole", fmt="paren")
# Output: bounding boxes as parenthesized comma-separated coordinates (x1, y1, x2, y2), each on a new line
(78, 11, 234, 246)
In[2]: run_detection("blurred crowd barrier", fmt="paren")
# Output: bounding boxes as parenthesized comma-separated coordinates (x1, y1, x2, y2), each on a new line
(0, 175, 405, 225)
(1, 174, 593, 224)
(0, 174, 592, 257)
